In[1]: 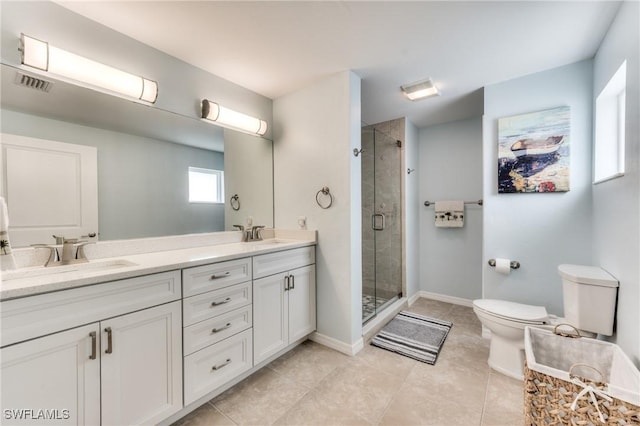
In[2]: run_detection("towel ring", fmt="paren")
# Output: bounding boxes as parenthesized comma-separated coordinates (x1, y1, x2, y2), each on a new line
(316, 187, 333, 209)
(230, 194, 240, 211)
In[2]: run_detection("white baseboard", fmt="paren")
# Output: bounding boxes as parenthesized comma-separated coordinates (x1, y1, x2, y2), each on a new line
(408, 292, 422, 306)
(417, 291, 474, 307)
(309, 332, 363, 356)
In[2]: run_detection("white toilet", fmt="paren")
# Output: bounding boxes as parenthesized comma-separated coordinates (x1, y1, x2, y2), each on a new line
(473, 264, 619, 380)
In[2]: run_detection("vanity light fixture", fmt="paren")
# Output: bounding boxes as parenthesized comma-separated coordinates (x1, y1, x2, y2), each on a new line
(201, 99, 268, 136)
(19, 33, 158, 103)
(401, 78, 440, 101)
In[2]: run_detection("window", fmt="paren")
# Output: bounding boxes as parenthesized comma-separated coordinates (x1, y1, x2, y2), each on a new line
(594, 61, 626, 184)
(188, 167, 224, 203)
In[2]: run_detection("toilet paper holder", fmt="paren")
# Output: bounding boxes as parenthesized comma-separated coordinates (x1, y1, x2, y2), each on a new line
(488, 259, 520, 269)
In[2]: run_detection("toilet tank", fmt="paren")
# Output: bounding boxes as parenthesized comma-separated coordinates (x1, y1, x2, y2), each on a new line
(558, 264, 619, 336)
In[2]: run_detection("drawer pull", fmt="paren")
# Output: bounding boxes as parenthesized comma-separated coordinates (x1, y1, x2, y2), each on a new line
(211, 297, 232, 307)
(210, 272, 231, 280)
(211, 358, 232, 371)
(211, 322, 232, 333)
(104, 327, 113, 354)
(89, 331, 97, 360)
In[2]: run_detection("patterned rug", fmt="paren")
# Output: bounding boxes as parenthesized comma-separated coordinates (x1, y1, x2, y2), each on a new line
(371, 311, 452, 365)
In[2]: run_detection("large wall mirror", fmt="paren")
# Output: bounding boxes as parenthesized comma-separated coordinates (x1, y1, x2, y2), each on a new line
(0, 63, 274, 248)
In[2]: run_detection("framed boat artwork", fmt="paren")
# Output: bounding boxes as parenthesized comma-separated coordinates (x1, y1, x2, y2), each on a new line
(498, 106, 570, 193)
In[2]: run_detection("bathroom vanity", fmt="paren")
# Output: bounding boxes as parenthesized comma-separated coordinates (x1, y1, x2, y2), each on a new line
(0, 232, 316, 425)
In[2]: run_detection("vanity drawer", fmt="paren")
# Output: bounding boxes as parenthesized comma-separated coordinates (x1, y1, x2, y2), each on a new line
(252, 246, 315, 279)
(184, 328, 253, 405)
(183, 305, 252, 356)
(183, 257, 252, 297)
(183, 281, 251, 326)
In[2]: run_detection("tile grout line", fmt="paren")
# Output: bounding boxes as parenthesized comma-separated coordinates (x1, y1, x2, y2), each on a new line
(374, 360, 420, 425)
(263, 361, 315, 426)
(207, 401, 239, 425)
(264, 350, 342, 426)
(478, 367, 492, 425)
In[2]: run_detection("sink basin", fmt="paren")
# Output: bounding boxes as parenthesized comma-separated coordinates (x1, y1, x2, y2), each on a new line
(1, 259, 139, 281)
(248, 238, 294, 246)
(238, 238, 297, 252)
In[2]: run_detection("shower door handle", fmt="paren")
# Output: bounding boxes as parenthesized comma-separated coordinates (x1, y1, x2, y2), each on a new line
(372, 213, 385, 231)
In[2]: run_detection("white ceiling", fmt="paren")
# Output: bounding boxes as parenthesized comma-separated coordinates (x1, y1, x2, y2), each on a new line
(56, 1, 620, 128)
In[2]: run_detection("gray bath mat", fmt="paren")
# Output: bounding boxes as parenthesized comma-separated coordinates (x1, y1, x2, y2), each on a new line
(371, 311, 452, 365)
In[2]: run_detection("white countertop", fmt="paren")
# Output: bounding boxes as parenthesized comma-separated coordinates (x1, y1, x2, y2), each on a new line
(0, 238, 315, 301)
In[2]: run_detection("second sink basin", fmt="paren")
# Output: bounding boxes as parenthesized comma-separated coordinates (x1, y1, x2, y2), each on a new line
(1, 259, 139, 281)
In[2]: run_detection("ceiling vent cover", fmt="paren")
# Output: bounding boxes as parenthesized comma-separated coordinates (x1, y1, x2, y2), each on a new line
(15, 72, 53, 93)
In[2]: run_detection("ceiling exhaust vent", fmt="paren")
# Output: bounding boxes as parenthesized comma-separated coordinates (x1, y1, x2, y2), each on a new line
(14, 72, 53, 93)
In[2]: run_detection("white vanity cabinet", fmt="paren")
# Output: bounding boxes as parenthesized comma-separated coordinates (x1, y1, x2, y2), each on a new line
(100, 301, 182, 425)
(182, 257, 254, 405)
(0, 271, 183, 426)
(0, 239, 318, 425)
(252, 247, 316, 365)
(0, 323, 101, 425)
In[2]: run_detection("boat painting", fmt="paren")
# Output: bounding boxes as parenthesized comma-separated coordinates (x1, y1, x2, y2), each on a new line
(498, 106, 570, 193)
(510, 136, 564, 158)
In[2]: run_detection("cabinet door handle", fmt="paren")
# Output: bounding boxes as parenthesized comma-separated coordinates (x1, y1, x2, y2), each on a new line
(210, 272, 230, 280)
(290, 274, 295, 290)
(89, 331, 97, 360)
(211, 297, 231, 307)
(211, 358, 232, 371)
(284, 275, 290, 291)
(211, 322, 232, 333)
(104, 327, 113, 354)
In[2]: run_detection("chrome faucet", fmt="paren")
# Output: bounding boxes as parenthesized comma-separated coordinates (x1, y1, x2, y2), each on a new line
(233, 225, 265, 242)
(33, 236, 93, 267)
(251, 226, 265, 241)
(233, 225, 250, 242)
(59, 238, 90, 264)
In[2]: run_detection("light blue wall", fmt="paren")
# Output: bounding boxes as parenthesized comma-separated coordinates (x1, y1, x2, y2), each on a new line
(592, 1, 640, 366)
(418, 117, 483, 300)
(2, 109, 225, 241)
(482, 60, 594, 316)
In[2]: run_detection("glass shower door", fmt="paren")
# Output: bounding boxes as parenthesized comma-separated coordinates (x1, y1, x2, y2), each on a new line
(361, 126, 402, 324)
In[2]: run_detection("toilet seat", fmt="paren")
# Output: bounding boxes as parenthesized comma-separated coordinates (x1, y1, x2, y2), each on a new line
(473, 299, 549, 325)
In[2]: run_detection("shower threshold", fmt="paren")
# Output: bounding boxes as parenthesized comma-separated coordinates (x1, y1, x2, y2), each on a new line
(362, 293, 401, 325)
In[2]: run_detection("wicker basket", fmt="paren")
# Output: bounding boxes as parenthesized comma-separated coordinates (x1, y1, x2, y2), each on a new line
(524, 325, 640, 425)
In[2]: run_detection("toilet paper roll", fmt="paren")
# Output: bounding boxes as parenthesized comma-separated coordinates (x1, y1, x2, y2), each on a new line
(495, 258, 511, 275)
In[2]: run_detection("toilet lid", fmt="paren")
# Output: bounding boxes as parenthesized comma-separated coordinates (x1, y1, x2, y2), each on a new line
(473, 299, 548, 324)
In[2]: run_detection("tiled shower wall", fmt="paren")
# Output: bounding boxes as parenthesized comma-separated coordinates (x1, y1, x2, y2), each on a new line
(361, 118, 404, 301)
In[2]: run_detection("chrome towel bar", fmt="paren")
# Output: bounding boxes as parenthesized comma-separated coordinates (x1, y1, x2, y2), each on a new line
(424, 199, 483, 207)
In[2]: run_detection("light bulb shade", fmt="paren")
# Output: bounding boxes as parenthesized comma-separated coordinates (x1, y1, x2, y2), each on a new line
(201, 99, 268, 136)
(20, 34, 158, 103)
(401, 78, 440, 101)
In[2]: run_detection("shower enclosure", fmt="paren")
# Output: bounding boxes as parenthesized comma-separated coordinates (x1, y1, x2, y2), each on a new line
(361, 125, 402, 324)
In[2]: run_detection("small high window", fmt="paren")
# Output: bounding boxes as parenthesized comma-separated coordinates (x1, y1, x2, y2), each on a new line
(188, 167, 224, 203)
(594, 61, 626, 184)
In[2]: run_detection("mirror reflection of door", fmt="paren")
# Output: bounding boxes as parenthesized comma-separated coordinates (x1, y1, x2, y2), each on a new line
(1, 133, 98, 247)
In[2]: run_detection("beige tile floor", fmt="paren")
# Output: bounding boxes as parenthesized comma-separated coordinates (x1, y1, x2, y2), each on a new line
(173, 298, 524, 426)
